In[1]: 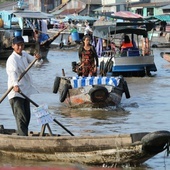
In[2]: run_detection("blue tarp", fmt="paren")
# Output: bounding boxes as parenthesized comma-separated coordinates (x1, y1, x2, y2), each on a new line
(154, 14, 170, 21)
(63, 15, 97, 22)
(146, 14, 170, 22)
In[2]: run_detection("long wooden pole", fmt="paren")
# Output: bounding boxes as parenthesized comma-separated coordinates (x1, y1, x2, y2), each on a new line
(19, 91, 74, 136)
(0, 58, 38, 103)
(40, 26, 68, 46)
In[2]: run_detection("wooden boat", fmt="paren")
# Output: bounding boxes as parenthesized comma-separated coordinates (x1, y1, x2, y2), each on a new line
(160, 52, 170, 62)
(48, 29, 83, 50)
(0, 167, 120, 170)
(0, 125, 170, 166)
(151, 41, 170, 48)
(0, 2, 63, 60)
(50, 31, 80, 50)
(92, 13, 157, 77)
(53, 75, 130, 108)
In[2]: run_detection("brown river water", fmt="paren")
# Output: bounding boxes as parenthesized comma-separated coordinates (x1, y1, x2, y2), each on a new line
(0, 48, 170, 169)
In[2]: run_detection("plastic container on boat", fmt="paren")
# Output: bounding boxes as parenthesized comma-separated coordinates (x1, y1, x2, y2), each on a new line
(71, 32, 80, 41)
(14, 30, 22, 37)
(39, 33, 50, 43)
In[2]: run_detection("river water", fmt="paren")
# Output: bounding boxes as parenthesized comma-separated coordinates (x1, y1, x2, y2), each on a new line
(0, 48, 170, 170)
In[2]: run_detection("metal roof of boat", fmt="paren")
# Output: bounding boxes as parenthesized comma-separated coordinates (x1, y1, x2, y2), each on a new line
(152, 14, 170, 21)
(111, 11, 144, 21)
(0, 9, 49, 19)
(13, 10, 49, 19)
(63, 15, 97, 21)
(93, 23, 152, 39)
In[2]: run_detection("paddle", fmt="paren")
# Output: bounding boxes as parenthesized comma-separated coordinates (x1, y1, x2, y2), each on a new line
(19, 91, 74, 136)
(0, 58, 38, 103)
(40, 26, 68, 46)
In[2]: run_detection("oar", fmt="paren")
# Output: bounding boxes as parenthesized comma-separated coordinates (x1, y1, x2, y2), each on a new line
(0, 58, 38, 103)
(19, 91, 74, 136)
(41, 26, 68, 46)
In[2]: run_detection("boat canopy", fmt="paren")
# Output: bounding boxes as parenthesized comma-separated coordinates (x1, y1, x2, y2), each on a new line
(93, 10, 155, 39)
(62, 15, 97, 22)
(0, 10, 49, 29)
(13, 10, 49, 19)
(111, 11, 144, 21)
(93, 22, 154, 39)
(95, 11, 144, 21)
(148, 14, 170, 22)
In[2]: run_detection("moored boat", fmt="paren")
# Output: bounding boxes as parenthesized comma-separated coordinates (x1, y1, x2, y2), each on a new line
(92, 12, 157, 77)
(0, 1, 64, 60)
(0, 125, 170, 166)
(50, 31, 80, 50)
(0, 167, 120, 170)
(53, 75, 130, 108)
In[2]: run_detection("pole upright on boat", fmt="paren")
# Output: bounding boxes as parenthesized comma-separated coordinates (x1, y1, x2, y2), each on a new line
(19, 91, 74, 136)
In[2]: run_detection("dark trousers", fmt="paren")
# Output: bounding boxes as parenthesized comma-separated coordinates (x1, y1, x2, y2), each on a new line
(9, 97, 30, 136)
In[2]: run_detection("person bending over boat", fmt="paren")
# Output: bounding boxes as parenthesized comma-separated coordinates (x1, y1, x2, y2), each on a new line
(78, 35, 99, 77)
(34, 29, 60, 47)
(6, 36, 41, 136)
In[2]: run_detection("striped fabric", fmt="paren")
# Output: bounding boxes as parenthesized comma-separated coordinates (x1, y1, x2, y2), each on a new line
(70, 76, 120, 88)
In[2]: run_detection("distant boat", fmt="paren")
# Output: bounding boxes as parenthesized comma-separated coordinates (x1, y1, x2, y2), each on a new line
(0, 8, 64, 59)
(92, 12, 157, 77)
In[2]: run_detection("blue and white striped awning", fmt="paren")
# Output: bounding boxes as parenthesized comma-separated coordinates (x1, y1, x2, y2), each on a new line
(70, 76, 120, 88)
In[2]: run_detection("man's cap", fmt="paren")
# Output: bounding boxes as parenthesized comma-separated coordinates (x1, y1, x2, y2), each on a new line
(13, 36, 24, 44)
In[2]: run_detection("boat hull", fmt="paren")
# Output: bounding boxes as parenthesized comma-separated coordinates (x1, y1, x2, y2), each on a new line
(92, 21, 157, 77)
(99, 54, 157, 77)
(53, 76, 130, 108)
(0, 126, 170, 166)
(0, 29, 50, 60)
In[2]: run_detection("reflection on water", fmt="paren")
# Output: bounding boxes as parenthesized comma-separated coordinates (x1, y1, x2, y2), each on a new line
(0, 49, 170, 169)
(58, 106, 130, 119)
(0, 156, 77, 168)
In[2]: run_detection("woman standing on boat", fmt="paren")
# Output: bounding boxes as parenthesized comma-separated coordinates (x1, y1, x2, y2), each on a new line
(78, 35, 98, 77)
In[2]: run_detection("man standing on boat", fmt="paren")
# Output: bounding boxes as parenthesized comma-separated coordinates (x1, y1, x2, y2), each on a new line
(6, 36, 41, 136)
